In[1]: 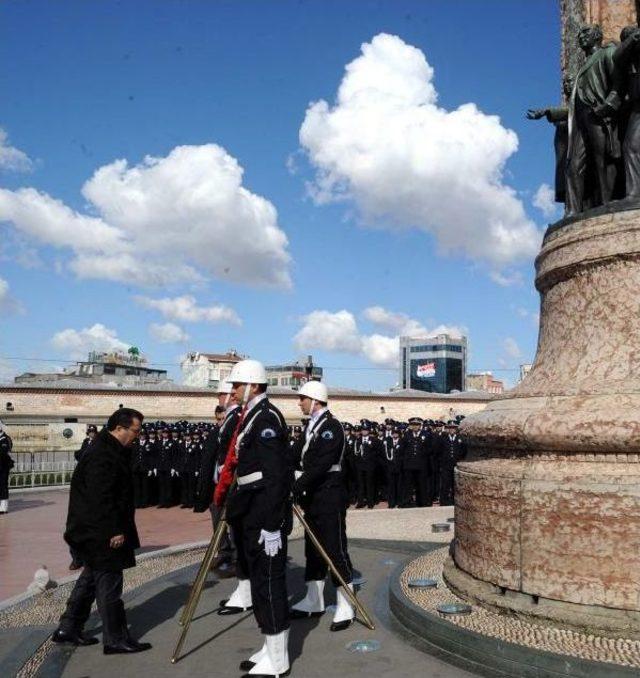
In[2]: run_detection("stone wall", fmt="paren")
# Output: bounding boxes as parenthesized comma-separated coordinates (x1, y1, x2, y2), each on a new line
(0, 386, 490, 452)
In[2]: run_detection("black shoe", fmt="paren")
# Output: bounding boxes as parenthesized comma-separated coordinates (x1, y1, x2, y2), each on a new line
(330, 618, 354, 632)
(217, 599, 252, 615)
(51, 629, 99, 646)
(103, 639, 152, 654)
(213, 563, 236, 579)
(239, 659, 256, 671)
(289, 608, 325, 619)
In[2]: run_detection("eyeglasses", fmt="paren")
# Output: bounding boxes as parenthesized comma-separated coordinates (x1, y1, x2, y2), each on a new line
(122, 426, 142, 436)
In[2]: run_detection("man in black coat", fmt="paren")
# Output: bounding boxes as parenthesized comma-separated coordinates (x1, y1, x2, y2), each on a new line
(52, 408, 151, 654)
(0, 421, 14, 514)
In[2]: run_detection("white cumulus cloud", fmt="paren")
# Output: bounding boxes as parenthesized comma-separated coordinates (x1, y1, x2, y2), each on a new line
(0, 276, 23, 314)
(135, 294, 241, 326)
(294, 306, 464, 368)
(0, 128, 33, 172)
(51, 323, 130, 359)
(149, 322, 190, 344)
(293, 310, 363, 354)
(503, 337, 522, 359)
(532, 182, 558, 219)
(299, 33, 541, 270)
(0, 144, 292, 288)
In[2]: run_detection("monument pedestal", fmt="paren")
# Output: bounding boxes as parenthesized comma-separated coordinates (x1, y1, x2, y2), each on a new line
(450, 207, 640, 636)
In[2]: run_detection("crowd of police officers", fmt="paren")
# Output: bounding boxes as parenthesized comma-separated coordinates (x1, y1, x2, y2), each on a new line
(76, 411, 467, 513)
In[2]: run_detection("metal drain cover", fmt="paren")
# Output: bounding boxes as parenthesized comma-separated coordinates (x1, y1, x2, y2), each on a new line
(437, 602, 472, 615)
(346, 639, 381, 654)
(408, 578, 438, 589)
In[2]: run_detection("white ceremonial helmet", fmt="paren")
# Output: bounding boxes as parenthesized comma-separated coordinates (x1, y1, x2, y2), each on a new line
(228, 359, 267, 385)
(217, 379, 233, 395)
(299, 380, 328, 403)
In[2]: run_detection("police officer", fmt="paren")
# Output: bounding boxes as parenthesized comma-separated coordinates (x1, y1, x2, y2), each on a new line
(156, 428, 175, 507)
(179, 432, 200, 508)
(400, 417, 430, 507)
(439, 421, 467, 506)
(75, 425, 97, 463)
(382, 426, 403, 508)
(290, 381, 355, 632)
(215, 359, 291, 677)
(0, 421, 14, 515)
(131, 431, 150, 508)
(354, 422, 381, 508)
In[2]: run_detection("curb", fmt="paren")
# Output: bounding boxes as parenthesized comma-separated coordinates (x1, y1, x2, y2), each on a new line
(388, 561, 639, 678)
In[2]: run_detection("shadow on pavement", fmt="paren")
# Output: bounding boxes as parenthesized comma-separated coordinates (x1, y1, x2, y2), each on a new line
(7, 499, 56, 513)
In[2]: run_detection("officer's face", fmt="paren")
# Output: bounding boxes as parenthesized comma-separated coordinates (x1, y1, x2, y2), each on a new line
(298, 396, 312, 415)
(410, 423, 420, 433)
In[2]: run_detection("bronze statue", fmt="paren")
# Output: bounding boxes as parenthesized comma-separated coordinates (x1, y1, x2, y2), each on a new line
(526, 76, 573, 205)
(565, 25, 624, 216)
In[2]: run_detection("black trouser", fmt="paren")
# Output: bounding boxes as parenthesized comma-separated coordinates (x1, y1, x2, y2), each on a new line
(356, 468, 376, 507)
(132, 471, 148, 507)
(158, 471, 172, 506)
(59, 567, 127, 646)
(402, 468, 431, 507)
(180, 472, 197, 506)
(209, 502, 235, 564)
(440, 464, 455, 506)
(385, 471, 401, 508)
(230, 518, 289, 635)
(302, 510, 352, 586)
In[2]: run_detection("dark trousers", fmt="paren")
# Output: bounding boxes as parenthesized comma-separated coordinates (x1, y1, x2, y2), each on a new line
(59, 567, 127, 646)
(356, 468, 376, 507)
(231, 518, 289, 635)
(180, 472, 197, 506)
(402, 469, 431, 507)
(302, 510, 352, 586)
(385, 471, 401, 508)
(209, 503, 235, 564)
(439, 464, 456, 506)
(158, 472, 172, 506)
(132, 471, 148, 508)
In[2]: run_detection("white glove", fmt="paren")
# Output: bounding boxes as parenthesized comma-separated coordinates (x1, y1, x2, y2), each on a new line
(195, 471, 199, 477)
(258, 529, 282, 557)
(171, 469, 176, 477)
(214, 464, 223, 484)
(153, 469, 157, 477)
(147, 470, 152, 477)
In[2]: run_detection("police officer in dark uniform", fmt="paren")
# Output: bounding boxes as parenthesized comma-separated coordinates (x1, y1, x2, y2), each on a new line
(355, 422, 381, 508)
(400, 417, 431, 507)
(289, 381, 355, 632)
(382, 426, 403, 508)
(439, 421, 467, 506)
(75, 425, 97, 463)
(156, 428, 175, 507)
(130, 431, 149, 508)
(0, 421, 14, 515)
(215, 359, 291, 677)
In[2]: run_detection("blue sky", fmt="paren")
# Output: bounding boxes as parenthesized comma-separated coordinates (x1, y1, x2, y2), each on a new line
(0, 0, 561, 390)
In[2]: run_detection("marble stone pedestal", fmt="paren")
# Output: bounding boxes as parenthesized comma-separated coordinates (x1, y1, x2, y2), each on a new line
(449, 207, 640, 636)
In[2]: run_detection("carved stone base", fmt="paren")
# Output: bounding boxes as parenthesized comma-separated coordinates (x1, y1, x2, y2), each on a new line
(453, 208, 640, 632)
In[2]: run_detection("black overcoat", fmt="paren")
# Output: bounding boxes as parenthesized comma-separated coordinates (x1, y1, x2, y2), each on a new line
(64, 429, 140, 570)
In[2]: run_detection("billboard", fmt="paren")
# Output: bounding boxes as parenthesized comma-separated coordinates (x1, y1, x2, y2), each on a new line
(410, 357, 462, 393)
